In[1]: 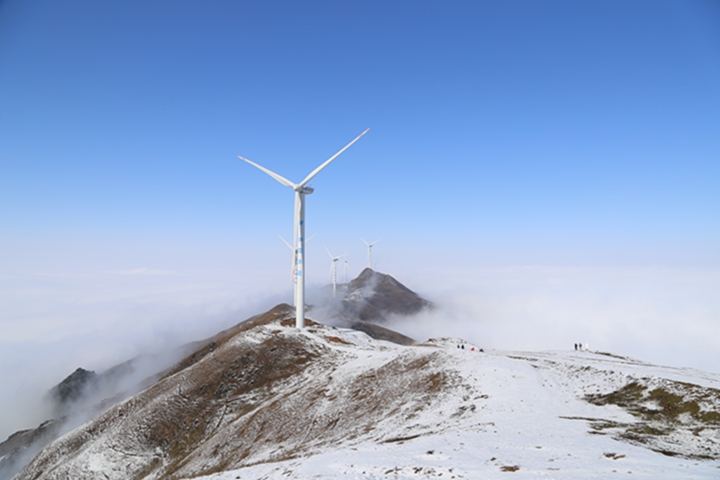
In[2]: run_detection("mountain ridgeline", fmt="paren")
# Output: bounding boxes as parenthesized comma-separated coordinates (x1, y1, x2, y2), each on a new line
(3, 269, 720, 479)
(342, 267, 433, 322)
(0, 268, 431, 479)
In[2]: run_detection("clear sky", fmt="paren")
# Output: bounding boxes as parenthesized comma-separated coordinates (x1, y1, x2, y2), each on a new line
(0, 0, 719, 437)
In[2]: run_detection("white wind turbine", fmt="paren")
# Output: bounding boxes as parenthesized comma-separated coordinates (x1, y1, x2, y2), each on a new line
(239, 128, 369, 328)
(278, 233, 315, 305)
(361, 237, 380, 268)
(343, 257, 349, 284)
(325, 246, 344, 297)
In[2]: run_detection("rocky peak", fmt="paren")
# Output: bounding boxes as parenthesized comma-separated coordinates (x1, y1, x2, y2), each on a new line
(47, 367, 97, 406)
(342, 268, 432, 322)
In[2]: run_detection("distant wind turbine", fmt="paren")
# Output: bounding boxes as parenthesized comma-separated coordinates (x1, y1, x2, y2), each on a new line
(361, 237, 380, 268)
(278, 233, 315, 305)
(343, 257, 349, 284)
(239, 128, 369, 328)
(325, 247, 344, 298)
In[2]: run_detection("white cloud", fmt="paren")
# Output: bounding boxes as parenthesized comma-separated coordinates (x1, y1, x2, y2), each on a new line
(1, 262, 718, 444)
(391, 265, 720, 376)
(0, 268, 289, 441)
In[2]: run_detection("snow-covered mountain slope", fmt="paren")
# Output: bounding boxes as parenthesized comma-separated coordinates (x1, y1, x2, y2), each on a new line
(1, 269, 425, 479)
(14, 304, 720, 479)
(188, 346, 720, 479)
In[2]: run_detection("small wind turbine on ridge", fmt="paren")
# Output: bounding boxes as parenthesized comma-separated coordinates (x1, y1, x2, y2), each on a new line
(361, 237, 380, 269)
(239, 128, 369, 328)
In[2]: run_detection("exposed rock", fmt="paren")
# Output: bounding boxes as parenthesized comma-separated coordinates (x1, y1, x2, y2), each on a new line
(347, 320, 415, 346)
(0, 418, 64, 480)
(47, 367, 98, 407)
(342, 268, 432, 323)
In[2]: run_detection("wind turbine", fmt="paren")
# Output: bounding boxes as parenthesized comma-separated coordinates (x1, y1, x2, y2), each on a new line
(239, 128, 369, 328)
(343, 257, 349, 284)
(361, 237, 380, 268)
(325, 247, 344, 297)
(278, 233, 315, 304)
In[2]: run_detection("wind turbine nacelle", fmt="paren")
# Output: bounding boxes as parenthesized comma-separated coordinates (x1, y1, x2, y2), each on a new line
(297, 186, 314, 194)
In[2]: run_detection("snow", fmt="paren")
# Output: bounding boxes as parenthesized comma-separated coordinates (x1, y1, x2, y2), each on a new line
(188, 440, 716, 479)
(183, 326, 720, 479)
(15, 317, 720, 479)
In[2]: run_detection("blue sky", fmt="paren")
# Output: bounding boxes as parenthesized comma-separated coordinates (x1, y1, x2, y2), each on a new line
(0, 0, 719, 437)
(2, 0, 718, 272)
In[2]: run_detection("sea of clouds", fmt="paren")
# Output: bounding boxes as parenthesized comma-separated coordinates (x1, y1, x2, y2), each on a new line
(1, 263, 718, 442)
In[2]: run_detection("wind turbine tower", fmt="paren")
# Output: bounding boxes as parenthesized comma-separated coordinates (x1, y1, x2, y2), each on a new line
(239, 128, 369, 328)
(361, 237, 380, 268)
(278, 233, 315, 306)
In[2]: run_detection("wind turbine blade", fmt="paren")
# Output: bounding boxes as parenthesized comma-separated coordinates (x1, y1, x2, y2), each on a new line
(306, 233, 317, 243)
(371, 238, 380, 246)
(298, 128, 370, 188)
(278, 234, 293, 250)
(238, 156, 296, 188)
(325, 246, 334, 259)
(361, 237, 369, 246)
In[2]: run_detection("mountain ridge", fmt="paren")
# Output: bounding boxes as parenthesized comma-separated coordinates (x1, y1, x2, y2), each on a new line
(0, 269, 429, 479)
(13, 312, 720, 479)
(4, 270, 720, 479)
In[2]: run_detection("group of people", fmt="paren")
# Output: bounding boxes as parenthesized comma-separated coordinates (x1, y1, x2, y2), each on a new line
(457, 343, 483, 353)
(574, 342, 589, 351)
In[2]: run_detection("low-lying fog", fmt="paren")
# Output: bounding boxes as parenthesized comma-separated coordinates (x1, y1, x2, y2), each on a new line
(1, 264, 718, 442)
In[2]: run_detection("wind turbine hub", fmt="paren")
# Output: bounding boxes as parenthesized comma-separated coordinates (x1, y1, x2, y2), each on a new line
(297, 186, 314, 194)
